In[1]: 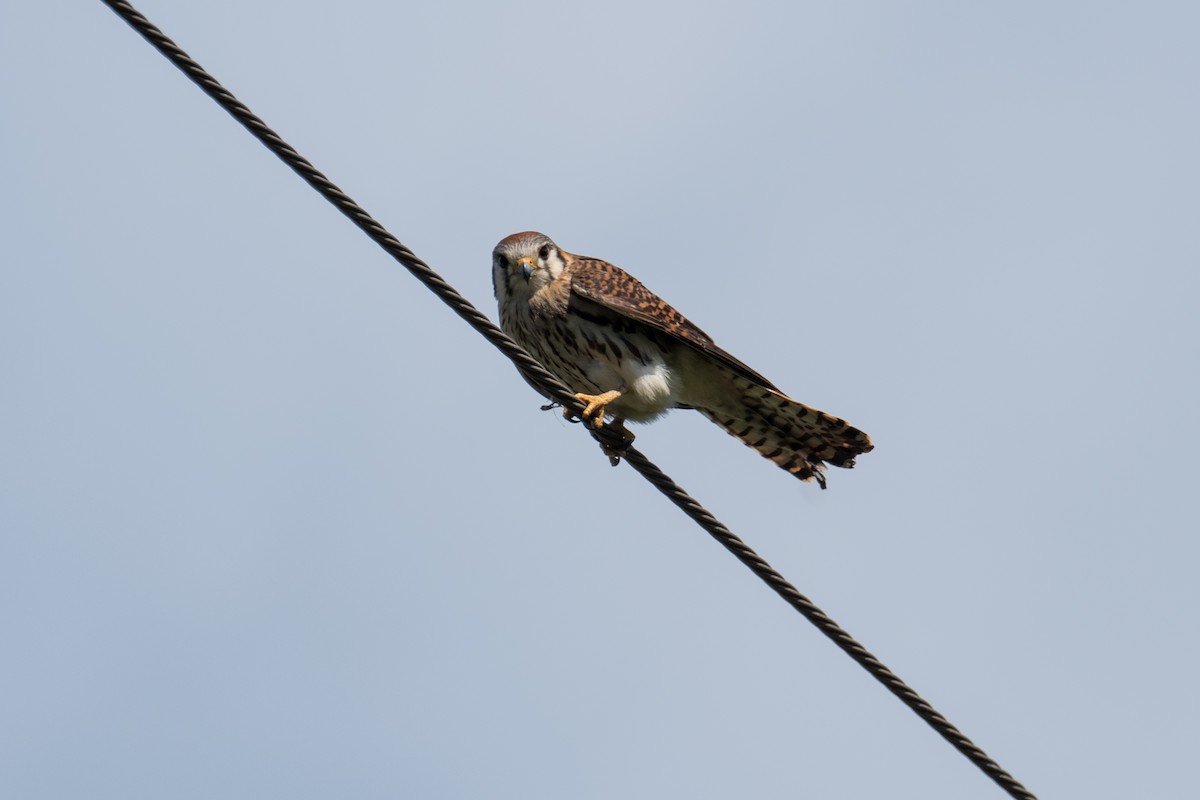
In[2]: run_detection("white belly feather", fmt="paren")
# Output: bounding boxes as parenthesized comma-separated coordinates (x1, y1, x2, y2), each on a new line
(585, 354, 676, 421)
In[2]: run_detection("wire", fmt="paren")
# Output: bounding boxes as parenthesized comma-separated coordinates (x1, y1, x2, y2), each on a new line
(98, 2, 1038, 797)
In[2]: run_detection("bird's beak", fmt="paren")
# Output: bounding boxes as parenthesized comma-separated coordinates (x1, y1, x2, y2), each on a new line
(516, 257, 535, 282)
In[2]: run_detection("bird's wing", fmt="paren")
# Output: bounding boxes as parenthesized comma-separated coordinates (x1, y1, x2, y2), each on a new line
(568, 256, 781, 391)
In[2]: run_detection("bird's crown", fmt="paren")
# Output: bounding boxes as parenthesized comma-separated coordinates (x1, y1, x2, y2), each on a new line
(494, 231, 555, 257)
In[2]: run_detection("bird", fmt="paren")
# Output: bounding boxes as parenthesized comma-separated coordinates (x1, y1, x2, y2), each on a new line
(492, 231, 872, 487)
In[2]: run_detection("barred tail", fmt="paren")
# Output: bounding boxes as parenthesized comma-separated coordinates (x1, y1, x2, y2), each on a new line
(697, 379, 872, 489)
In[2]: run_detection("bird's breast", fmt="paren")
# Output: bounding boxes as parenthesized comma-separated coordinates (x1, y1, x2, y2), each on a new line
(500, 296, 682, 421)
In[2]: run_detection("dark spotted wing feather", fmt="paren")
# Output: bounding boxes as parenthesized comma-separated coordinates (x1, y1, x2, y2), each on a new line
(568, 256, 781, 391)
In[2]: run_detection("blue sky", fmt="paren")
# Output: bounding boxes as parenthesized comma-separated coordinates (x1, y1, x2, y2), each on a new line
(2, 2, 1197, 798)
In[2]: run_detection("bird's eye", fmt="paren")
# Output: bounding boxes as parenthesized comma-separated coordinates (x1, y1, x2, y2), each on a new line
(495, 254, 506, 268)
(538, 244, 551, 260)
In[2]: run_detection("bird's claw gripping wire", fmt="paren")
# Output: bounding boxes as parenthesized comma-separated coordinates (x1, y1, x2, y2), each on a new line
(564, 390, 622, 429)
(595, 419, 635, 467)
(548, 395, 634, 466)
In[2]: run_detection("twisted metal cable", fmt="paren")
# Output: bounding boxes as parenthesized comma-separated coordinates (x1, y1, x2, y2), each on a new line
(98, 3, 1037, 798)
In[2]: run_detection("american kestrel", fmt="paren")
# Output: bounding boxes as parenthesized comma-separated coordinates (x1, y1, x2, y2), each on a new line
(492, 232, 872, 487)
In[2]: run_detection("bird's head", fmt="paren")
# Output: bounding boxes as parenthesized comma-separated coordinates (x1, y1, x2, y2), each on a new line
(492, 231, 566, 300)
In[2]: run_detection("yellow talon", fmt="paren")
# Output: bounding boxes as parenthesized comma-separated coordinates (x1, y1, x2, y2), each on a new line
(572, 390, 622, 427)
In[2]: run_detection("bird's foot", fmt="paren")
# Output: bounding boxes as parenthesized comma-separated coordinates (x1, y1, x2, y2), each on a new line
(563, 390, 623, 428)
(598, 418, 635, 466)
